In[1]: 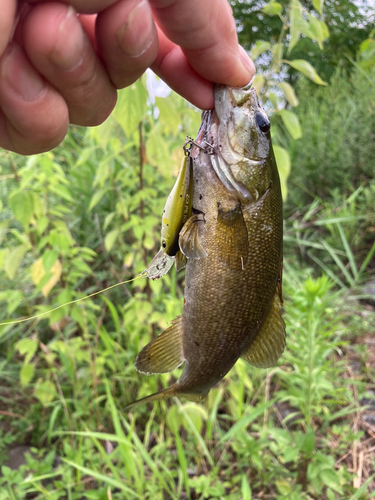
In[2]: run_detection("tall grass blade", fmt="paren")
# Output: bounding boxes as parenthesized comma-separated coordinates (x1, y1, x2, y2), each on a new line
(306, 251, 346, 289)
(358, 241, 375, 277)
(104, 381, 143, 491)
(175, 398, 214, 467)
(320, 239, 354, 286)
(61, 458, 140, 497)
(337, 222, 358, 280)
(219, 400, 274, 444)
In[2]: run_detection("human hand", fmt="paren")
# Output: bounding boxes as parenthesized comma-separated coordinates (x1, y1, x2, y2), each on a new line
(0, 0, 255, 155)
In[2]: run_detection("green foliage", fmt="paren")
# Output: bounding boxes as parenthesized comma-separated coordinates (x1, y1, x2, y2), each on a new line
(233, 0, 374, 82)
(285, 66, 375, 204)
(0, 62, 374, 500)
(234, 0, 333, 189)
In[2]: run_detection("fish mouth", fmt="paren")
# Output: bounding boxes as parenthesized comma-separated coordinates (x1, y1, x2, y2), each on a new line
(214, 82, 258, 112)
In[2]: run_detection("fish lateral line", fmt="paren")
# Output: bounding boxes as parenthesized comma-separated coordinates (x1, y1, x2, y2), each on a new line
(0, 275, 144, 327)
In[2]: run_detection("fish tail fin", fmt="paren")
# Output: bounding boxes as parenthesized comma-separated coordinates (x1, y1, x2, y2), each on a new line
(124, 385, 178, 412)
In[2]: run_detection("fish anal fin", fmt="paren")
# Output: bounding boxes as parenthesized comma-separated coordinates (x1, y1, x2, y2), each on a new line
(179, 215, 207, 260)
(175, 250, 187, 272)
(135, 316, 184, 375)
(216, 204, 249, 271)
(241, 294, 286, 368)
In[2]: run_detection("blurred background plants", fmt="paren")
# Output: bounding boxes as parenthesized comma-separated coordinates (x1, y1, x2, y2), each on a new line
(0, 0, 375, 498)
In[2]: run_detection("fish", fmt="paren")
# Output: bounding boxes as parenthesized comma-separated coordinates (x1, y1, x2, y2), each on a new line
(126, 83, 285, 409)
(145, 148, 194, 280)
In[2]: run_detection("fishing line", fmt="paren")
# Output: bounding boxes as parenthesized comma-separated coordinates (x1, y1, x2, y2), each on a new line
(0, 271, 148, 327)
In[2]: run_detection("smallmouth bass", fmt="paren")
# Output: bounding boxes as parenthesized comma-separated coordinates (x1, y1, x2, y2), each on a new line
(127, 83, 285, 409)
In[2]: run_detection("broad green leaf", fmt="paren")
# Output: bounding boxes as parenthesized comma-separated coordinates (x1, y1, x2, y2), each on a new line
(113, 79, 148, 135)
(241, 475, 252, 500)
(250, 41, 271, 61)
(146, 124, 172, 177)
(105, 228, 121, 252)
(4, 244, 28, 280)
(301, 428, 316, 457)
(307, 15, 329, 49)
(278, 109, 302, 140)
(284, 59, 327, 85)
(262, 1, 282, 16)
(16, 338, 38, 364)
(20, 363, 35, 387)
(272, 43, 283, 71)
(36, 216, 49, 235)
(155, 96, 182, 136)
(34, 379, 56, 405)
(252, 74, 265, 96)
(273, 145, 291, 200)
(7, 290, 23, 315)
(88, 188, 108, 211)
(49, 184, 73, 202)
(288, 0, 308, 53)
(104, 212, 116, 231)
(277, 82, 299, 106)
(31, 257, 62, 296)
(319, 469, 343, 494)
(71, 257, 93, 275)
(42, 250, 58, 273)
(144, 235, 156, 250)
(9, 191, 34, 228)
(312, 0, 323, 14)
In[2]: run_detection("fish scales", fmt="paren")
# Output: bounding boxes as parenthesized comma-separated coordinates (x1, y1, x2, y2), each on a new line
(126, 84, 285, 409)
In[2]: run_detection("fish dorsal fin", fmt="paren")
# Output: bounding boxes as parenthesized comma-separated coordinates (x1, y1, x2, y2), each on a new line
(216, 204, 249, 271)
(175, 250, 187, 272)
(179, 215, 208, 260)
(241, 293, 286, 368)
(135, 316, 185, 374)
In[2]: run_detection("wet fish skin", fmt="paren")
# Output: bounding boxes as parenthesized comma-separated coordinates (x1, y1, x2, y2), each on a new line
(126, 84, 285, 409)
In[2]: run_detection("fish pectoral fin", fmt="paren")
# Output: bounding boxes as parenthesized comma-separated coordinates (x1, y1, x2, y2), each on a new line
(175, 250, 187, 272)
(135, 316, 184, 374)
(216, 204, 249, 271)
(241, 293, 286, 368)
(179, 215, 208, 260)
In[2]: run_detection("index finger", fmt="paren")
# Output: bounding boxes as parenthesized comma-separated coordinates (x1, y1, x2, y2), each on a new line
(150, 0, 254, 87)
(0, 0, 17, 56)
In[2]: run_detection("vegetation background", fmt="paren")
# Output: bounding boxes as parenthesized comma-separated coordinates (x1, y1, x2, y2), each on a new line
(0, 0, 374, 498)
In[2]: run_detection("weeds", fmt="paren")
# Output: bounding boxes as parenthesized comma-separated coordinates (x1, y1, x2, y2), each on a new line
(0, 77, 375, 499)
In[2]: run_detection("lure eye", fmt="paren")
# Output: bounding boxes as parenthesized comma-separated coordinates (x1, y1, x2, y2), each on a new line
(162, 240, 167, 249)
(255, 111, 270, 133)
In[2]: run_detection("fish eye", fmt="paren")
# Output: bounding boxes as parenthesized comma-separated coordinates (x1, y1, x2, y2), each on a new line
(162, 241, 167, 249)
(255, 111, 270, 133)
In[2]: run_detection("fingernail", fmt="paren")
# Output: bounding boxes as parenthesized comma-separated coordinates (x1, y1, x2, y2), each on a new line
(1, 44, 46, 101)
(50, 6, 84, 70)
(117, 0, 154, 57)
(239, 46, 256, 77)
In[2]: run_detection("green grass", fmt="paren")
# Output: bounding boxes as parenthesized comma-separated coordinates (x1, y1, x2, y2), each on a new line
(1, 265, 374, 499)
(0, 80, 375, 499)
